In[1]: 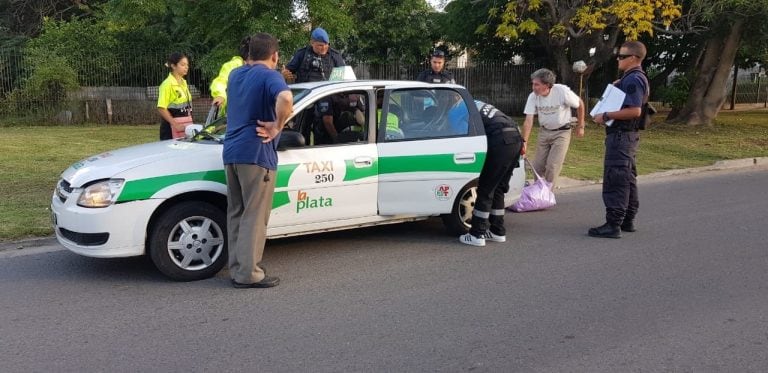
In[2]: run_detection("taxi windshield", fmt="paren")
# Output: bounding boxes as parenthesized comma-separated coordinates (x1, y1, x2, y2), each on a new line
(192, 88, 310, 141)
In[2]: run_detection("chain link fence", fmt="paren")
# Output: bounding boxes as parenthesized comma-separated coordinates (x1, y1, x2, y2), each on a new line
(1, 49, 538, 125)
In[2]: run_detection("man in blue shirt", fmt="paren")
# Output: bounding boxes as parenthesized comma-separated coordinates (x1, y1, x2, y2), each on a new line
(223, 33, 293, 288)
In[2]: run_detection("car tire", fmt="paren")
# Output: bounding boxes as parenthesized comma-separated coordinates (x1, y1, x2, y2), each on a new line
(148, 201, 227, 281)
(441, 180, 478, 235)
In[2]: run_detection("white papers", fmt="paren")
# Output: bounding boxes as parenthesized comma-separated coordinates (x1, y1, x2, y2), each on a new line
(590, 84, 626, 127)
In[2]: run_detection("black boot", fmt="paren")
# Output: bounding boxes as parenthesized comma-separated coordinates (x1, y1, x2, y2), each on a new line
(588, 223, 622, 239)
(620, 220, 636, 232)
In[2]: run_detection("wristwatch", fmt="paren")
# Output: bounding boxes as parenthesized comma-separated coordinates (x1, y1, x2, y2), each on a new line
(602, 112, 610, 122)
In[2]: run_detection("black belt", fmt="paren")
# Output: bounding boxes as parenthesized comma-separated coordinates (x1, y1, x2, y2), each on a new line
(544, 124, 572, 131)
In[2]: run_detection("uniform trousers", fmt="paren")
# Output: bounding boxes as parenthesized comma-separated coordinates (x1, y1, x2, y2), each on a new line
(531, 127, 572, 188)
(469, 137, 523, 237)
(225, 164, 276, 284)
(602, 131, 640, 226)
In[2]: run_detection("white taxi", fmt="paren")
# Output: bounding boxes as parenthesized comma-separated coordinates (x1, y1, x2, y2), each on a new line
(52, 79, 525, 281)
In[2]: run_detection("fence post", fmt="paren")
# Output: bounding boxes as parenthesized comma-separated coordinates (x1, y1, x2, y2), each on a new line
(106, 99, 113, 124)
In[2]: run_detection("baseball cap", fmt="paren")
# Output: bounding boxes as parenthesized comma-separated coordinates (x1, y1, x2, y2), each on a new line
(311, 28, 330, 44)
(431, 49, 446, 58)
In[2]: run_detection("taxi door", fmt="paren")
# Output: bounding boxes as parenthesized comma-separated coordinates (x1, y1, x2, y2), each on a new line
(268, 89, 379, 229)
(376, 87, 486, 215)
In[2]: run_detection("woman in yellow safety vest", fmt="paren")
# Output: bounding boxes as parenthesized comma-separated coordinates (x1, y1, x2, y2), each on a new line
(157, 52, 193, 140)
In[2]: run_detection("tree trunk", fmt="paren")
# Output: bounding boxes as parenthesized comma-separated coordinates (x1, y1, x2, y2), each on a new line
(670, 19, 744, 126)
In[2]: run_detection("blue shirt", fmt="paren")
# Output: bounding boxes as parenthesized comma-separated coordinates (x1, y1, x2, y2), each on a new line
(447, 102, 469, 135)
(222, 64, 289, 170)
(616, 69, 647, 109)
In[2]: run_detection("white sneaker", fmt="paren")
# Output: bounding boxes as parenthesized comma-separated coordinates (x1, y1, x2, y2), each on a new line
(483, 231, 506, 243)
(459, 233, 486, 247)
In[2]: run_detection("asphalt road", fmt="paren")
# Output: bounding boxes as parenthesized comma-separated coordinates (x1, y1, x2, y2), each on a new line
(1, 166, 767, 372)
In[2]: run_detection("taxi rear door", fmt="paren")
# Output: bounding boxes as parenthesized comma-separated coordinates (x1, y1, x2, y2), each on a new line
(376, 87, 486, 215)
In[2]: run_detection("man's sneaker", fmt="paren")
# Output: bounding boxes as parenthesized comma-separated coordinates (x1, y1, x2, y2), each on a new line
(483, 231, 506, 243)
(459, 233, 486, 247)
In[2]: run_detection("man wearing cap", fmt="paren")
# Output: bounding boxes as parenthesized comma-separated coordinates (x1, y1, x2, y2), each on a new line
(416, 50, 455, 84)
(283, 27, 345, 83)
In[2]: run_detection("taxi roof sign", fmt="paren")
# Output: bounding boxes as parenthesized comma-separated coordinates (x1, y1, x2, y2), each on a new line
(329, 66, 357, 81)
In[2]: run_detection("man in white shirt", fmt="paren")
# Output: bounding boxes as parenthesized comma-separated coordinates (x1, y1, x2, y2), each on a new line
(521, 68, 585, 188)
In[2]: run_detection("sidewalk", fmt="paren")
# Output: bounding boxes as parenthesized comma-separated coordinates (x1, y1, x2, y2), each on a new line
(555, 156, 768, 190)
(2, 156, 768, 252)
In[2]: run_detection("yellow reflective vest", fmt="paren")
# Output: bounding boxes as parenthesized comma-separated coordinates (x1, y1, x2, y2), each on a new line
(209, 56, 244, 115)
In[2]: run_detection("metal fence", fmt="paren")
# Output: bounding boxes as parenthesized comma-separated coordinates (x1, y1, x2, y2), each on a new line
(0, 49, 537, 125)
(724, 75, 768, 106)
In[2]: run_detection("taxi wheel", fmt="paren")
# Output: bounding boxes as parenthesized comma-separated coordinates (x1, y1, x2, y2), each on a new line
(148, 201, 227, 281)
(441, 180, 477, 235)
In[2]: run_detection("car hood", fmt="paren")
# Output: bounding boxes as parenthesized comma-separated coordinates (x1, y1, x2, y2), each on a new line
(61, 140, 212, 187)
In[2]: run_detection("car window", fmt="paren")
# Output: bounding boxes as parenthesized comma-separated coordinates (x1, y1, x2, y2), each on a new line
(384, 88, 469, 142)
(291, 90, 369, 146)
(291, 88, 309, 103)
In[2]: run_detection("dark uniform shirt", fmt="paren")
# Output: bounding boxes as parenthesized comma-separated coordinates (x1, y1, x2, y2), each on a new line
(475, 101, 521, 146)
(416, 69, 455, 84)
(610, 67, 647, 132)
(314, 94, 365, 143)
(286, 46, 345, 83)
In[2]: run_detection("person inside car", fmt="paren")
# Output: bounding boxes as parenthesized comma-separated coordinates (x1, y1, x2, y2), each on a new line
(313, 93, 365, 144)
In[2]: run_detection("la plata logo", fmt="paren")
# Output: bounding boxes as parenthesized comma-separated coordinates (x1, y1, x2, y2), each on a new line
(296, 190, 333, 213)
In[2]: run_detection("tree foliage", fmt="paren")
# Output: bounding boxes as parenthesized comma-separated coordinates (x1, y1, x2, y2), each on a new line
(344, 0, 436, 64)
(493, 0, 683, 85)
(496, 0, 681, 41)
(438, 0, 529, 61)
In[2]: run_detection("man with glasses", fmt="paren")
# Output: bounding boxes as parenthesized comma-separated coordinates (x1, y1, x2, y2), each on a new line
(416, 50, 455, 84)
(589, 41, 649, 239)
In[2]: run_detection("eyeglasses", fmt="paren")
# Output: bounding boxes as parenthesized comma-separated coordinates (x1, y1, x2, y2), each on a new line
(616, 54, 637, 60)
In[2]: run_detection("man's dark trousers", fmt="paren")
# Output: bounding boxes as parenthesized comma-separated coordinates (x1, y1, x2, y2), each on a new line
(469, 139, 523, 237)
(602, 131, 640, 226)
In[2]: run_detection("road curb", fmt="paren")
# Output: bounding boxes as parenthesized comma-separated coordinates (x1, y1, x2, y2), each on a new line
(554, 157, 768, 190)
(0, 236, 57, 252)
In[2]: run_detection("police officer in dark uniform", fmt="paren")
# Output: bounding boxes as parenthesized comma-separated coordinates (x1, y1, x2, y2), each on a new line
(416, 50, 456, 84)
(460, 101, 524, 247)
(313, 93, 365, 144)
(283, 27, 345, 83)
(589, 41, 649, 239)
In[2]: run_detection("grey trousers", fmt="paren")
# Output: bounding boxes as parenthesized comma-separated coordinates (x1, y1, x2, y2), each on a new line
(225, 164, 276, 284)
(532, 127, 572, 188)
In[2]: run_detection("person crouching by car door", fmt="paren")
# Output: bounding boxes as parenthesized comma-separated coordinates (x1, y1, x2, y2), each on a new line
(460, 101, 524, 247)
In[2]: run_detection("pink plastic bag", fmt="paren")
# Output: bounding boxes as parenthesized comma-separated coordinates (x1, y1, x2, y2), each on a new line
(509, 159, 556, 212)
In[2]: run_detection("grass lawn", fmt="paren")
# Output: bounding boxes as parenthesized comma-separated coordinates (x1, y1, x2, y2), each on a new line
(1, 110, 767, 241)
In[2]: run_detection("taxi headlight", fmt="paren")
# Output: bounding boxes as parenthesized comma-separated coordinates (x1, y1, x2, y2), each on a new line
(77, 179, 124, 208)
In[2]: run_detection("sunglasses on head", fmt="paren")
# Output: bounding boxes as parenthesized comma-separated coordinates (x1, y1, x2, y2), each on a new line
(432, 50, 445, 57)
(616, 54, 637, 60)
